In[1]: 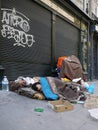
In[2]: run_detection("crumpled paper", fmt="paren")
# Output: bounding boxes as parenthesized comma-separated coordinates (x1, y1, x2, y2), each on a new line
(88, 108, 98, 119)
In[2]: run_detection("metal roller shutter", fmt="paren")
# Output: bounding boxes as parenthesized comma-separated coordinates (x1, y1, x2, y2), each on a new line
(55, 16, 80, 60)
(1, 0, 52, 80)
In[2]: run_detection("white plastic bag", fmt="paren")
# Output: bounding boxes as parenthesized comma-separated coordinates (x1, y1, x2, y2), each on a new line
(88, 108, 98, 119)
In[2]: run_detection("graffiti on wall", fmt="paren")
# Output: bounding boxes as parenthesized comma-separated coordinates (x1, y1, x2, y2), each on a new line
(1, 8, 35, 47)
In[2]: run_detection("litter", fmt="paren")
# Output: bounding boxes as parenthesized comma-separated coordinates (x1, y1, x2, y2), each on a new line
(88, 108, 98, 120)
(34, 107, 44, 112)
(48, 100, 74, 112)
(84, 94, 98, 109)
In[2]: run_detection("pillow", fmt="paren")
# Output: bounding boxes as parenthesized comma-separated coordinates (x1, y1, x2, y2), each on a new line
(33, 93, 45, 100)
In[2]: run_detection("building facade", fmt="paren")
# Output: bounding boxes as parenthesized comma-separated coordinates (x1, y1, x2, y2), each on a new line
(70, 0, 98, 80)
(0, 0, 98, 80)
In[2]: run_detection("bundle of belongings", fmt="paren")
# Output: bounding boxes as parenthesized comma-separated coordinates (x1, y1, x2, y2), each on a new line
(56, 55, 85, 81)
(9, 55, 94, 102)
(9, 76, 87, 102)
(9, 77, 45, 100)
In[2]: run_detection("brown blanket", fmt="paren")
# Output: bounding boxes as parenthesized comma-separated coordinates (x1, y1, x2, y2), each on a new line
(46, 77, 86, 101)
(59, 55, 85, 80)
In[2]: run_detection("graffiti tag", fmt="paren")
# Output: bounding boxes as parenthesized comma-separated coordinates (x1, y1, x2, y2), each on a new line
(1, 8, 35, 47)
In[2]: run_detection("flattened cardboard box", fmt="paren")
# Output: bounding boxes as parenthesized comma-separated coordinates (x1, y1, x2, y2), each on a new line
(84, 94, 98, 109)
(48, 100, 74, 112)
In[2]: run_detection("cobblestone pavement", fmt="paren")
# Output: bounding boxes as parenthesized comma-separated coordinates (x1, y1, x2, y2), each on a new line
(0, 81, 98, 130)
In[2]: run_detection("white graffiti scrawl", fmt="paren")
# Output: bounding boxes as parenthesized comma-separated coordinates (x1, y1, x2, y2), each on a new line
(1, 8, 35, 47)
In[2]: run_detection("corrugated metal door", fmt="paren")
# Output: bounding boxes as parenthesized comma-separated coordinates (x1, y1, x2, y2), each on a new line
(55, 16, 80, 60)
(1, 0, 52, 80)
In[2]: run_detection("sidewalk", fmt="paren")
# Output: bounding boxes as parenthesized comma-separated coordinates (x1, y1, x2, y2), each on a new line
(0, 81, 98, 130)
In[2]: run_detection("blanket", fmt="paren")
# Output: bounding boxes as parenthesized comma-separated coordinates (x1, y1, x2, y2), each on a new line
(40, 77, 58, 100)
(46, 77, 86, 101)
(9, 81, 45, 100)
(59, 55, 85, 80)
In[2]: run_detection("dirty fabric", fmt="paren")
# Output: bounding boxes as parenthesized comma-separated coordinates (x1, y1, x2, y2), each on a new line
(18, 87, 45, 100)
(9, 77, 86, 101)
(59, 55, 85, 80)
(46, 77, 86, 101)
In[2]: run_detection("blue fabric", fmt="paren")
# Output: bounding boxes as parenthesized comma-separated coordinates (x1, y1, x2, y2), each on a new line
(87, 83, 95, 94)
(40, 77, 58, 100)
